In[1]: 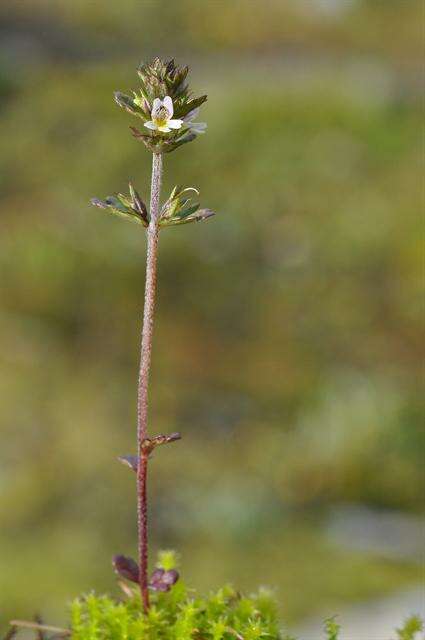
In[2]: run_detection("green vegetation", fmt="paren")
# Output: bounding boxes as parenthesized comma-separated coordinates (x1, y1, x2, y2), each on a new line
(7, 580, 425, 639)
(70, 585, 280, 640)
(396, 616, 424, 640)
(68, 589, 423, 640)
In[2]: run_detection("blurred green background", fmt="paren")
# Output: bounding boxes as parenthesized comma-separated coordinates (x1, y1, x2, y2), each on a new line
(0, 0, 423, 633)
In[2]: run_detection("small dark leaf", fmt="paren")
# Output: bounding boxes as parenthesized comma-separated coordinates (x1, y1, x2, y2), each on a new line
(151, 432, 182, 447)
(167, 208, 215, 227)
(91, 192, 147, 226)
(149, 568, 179, 592)
(112, 555, 139, 583)
(150, 568, 165, 582)
(165, 432, 181, 443)
(141, 432, 182, 455)
(195, 208, 215, 221)
(118, 455, 138, 472)
(129, 182, 148, 223)
(175, 204, 200, 221)
(163, 131, 196, 153)
(161, 569, 179, 585)
(105, 196, 128, 213)
(90, 198, 108, 209)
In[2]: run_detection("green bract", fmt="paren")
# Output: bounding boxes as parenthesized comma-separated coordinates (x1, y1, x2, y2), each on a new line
(91, 183, 149, 226)
(91, 184, 214, 229)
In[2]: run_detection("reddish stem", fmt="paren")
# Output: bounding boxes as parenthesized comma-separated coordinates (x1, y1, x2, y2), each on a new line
(137, 452, 150, 612)
(137, 152, 163, 611)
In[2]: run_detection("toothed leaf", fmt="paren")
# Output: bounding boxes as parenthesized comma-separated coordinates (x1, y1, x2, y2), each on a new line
(114, 92, 147, 119)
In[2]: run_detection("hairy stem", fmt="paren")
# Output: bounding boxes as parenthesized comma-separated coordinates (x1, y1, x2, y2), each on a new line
(137, 152, 163, 612)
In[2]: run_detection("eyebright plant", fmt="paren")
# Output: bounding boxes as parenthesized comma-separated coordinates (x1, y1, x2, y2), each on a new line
(92, 57, 215, 613)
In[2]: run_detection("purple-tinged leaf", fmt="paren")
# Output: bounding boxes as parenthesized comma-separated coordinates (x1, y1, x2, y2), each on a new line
(90, 198, 108, 209)
(166, 432, 181, 443)
(151, 432, 181, 446)
(112, 555, 139, 583)
(129, 182, 148, 223)
(149, 567, 179, 592)
(161, 569, 179, 585)
(141, 432, 182, 456)
(118, 455, 138, 472)
(150, 568, 165, 583)
(104, 196, 128, 213)
(195, 208, 215, 221)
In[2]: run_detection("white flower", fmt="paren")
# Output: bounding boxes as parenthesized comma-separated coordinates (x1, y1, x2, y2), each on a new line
(184, 108, 207, 134)
(144, 96, 183, 133)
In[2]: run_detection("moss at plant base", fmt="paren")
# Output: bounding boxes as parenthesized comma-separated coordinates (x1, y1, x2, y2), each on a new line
(68, 589, 423, 640)
(70, 583, 281, 640)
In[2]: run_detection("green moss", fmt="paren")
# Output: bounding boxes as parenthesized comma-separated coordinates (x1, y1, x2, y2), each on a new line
(396, 615, 424, 640)
(68, 587, 423, 640)
(70, 583, 281, 640)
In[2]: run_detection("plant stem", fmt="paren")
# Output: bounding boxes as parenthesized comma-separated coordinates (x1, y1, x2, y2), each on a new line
(137, 152, 163, 612)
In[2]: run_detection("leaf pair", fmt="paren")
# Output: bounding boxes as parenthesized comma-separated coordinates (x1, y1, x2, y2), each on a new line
(118, 433, 181, 472)
(113, 556, 179, 592)
(91, 184, 215, 229)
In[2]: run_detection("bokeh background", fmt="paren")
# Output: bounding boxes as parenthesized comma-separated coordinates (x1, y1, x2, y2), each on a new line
(0, 0, 423, 636)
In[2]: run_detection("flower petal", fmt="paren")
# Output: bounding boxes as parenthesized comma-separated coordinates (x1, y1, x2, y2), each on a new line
(167, 119, 183, 129)
(158, 125, 171, 132)
(152, 98, 161, 112)
(163, 95, 173, 117)
(144, 121, 157, 130)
